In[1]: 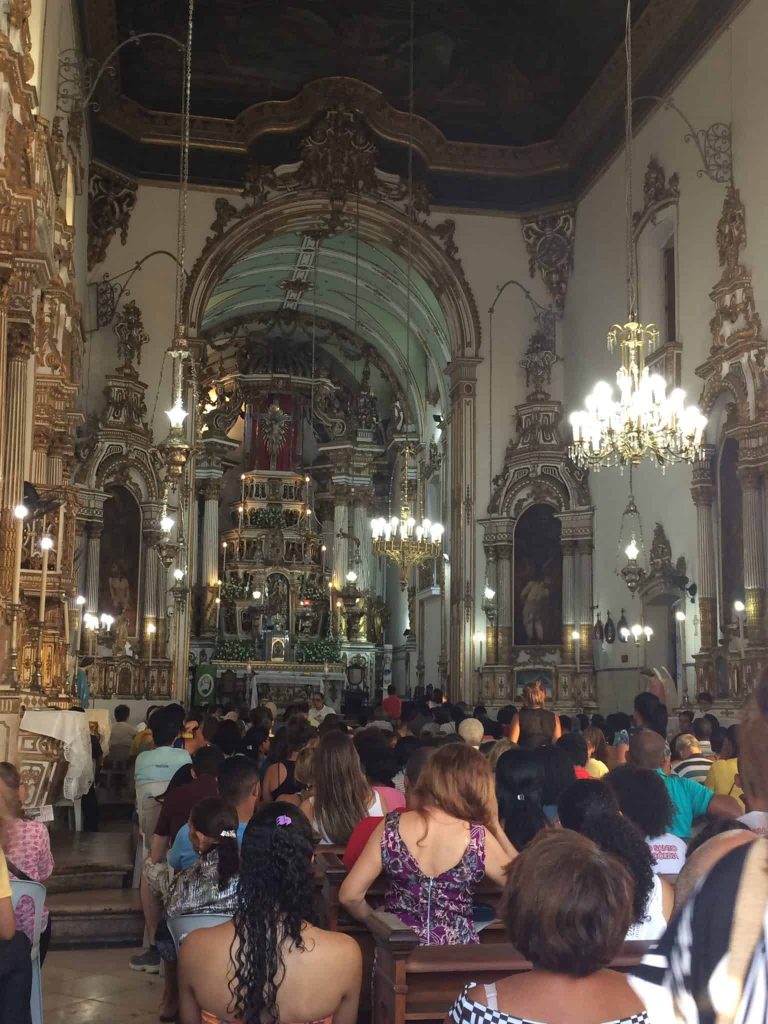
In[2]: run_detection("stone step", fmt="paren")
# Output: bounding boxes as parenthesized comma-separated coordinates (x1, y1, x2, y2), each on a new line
(49, 888, 144, 949)
(47, 864, 131, 894)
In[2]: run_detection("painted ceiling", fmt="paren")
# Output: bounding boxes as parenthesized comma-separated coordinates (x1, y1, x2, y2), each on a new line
(79, 0, 742, 210)
(201, 231, 449, 411)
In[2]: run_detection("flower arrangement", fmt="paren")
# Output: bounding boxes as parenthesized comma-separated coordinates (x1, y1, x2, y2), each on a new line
(295, 636, 342, 664)
(220, 577, 251, 602)
(249, 507, 285, 529)
(213, 639, 258, 662)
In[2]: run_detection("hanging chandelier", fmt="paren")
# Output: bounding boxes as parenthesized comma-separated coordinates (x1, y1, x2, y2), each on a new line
(568, 1, 706, 471)
(616, 476, 647, 595)
(371, 449, 444, 590)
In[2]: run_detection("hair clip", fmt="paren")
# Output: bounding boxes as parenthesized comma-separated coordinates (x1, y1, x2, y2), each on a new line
(276, 814, 292, 826)
(220, 829, 237, 838)
(516, 793, 525, 801)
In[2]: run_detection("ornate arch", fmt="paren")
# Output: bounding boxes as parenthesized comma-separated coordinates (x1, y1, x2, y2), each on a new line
(184, 191, 480, 365)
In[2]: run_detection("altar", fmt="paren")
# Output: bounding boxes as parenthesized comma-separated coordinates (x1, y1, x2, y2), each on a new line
(207, 660, 346, 713)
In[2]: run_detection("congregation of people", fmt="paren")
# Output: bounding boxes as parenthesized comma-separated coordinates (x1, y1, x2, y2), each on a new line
(1, 677, 768, 1023)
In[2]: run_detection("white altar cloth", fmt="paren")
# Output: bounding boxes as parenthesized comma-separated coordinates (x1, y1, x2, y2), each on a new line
(20, 709, 94, 801)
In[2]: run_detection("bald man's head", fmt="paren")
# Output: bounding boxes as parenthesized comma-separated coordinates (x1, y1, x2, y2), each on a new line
(674, 830, 756, 910)
(628, 728, 666, 769)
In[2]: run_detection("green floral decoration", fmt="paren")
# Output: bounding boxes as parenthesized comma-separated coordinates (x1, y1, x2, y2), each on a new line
(213, 639, 258, 662)
(298, 575, 326, 603)
(249, 507, 286, 529)
(295, 636, 342, 664)
(220, 578, 251, 602)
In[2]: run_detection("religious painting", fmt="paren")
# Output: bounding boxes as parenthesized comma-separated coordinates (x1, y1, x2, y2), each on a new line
(718, 437, 743, 641)
(513, 504, 562, 646)
(515, 668, 554, 700)
(99, 486, 141, 637)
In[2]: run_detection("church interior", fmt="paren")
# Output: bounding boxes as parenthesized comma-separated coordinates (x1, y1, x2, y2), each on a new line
(0, 0, 767, 1021)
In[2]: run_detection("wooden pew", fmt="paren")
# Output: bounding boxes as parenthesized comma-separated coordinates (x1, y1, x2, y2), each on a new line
(367, 911, 652, 1024)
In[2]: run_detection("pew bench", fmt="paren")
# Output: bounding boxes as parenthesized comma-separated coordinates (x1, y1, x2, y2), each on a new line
(368, 911, 652, 1024)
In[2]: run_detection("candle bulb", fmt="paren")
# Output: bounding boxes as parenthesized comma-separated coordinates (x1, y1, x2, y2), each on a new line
(147, 622, 156, 667)
(39, 536, 53, 626)
(571, 628, 581, 674)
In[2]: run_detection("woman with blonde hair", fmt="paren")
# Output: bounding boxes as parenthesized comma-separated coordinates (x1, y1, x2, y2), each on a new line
(278, 746, 315, 809)
(340, 743, 515, 945)
(509, 680, 561, 747)
(299, 731, 383, 845)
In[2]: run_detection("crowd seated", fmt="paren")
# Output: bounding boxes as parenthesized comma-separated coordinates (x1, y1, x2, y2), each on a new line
(8, 675, 768, 1024)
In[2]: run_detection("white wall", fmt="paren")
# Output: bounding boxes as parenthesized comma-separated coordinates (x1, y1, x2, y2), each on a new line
(563, 0, 768, 710)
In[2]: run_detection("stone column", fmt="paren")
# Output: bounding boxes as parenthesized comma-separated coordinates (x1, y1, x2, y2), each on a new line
(561, 538, 577, 658)
(199, 477, 222, 636)
(739, 466, 766, 639)
(577, 539, 593, 648)
(692, 454, 717, 650)
(448, 357, 480, 700)
(496, 543, 514, 665)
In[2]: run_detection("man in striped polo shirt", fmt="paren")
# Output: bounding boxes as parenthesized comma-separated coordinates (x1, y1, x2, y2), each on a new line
(673, 733, 712, 784)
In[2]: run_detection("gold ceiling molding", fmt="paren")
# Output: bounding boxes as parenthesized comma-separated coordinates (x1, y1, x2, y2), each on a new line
(80, 0, 745, 202)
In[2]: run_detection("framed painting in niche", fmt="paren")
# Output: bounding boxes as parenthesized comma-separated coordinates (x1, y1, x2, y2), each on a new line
(99, 485, 141, 638)
(514, 503, 562, 646)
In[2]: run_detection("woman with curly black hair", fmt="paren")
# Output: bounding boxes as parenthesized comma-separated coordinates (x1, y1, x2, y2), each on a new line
(177, 803, 362, 1024)
(605, 765, 685, 875)
(558, 780, 673, 941)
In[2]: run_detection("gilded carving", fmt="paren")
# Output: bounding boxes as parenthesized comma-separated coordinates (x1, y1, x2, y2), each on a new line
(521, 208, 576, 310)
(706, 186, 763, 353)
(87, 165, 138, 270)
(113, 299, 148, 377)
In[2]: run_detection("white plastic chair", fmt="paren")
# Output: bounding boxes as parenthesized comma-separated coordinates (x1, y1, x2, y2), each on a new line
(167, 913, 231, 953)
(10, 879, 45, 1024)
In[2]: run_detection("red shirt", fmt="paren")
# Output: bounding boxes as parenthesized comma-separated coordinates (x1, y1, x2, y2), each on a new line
(154, 775, 218, 841)
(573, 767, 592, 780)
(343, 816, 384, 870)
(382, 694, 402, 720)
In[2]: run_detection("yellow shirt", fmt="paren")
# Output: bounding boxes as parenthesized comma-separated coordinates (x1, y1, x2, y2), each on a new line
(0, 849, 11, 901)
(586, 757, 609, 779)
(705, 757, 744, 809)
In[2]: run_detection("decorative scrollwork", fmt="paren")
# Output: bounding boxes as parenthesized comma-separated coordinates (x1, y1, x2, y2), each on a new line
(113, 300, 148, 377)
(87, 166, 138, 271)
(521, 208, 576, 311)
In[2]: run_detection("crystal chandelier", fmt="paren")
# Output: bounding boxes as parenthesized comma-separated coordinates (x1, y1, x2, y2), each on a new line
(568, 1, 706, 470)
(371, 449, 444, 590)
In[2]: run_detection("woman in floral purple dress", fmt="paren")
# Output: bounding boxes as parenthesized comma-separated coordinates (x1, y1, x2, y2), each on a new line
(340, 744, 515, 945)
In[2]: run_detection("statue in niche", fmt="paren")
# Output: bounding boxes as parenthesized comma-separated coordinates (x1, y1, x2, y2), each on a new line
(112, 615, 129, 658)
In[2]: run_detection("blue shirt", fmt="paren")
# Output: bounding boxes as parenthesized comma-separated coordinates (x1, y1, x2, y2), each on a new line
(168, 821, 248, 871)
(134, 746, 191, 787)
(657, 768, 713, 838)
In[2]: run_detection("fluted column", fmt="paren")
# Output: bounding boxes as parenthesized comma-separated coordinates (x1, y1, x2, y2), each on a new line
(577, 540, 593, 649)
(692, 453, 717, 650)
(352, 491, 373, 594)
(0, 325, 33, 597)
(85, 524, 102, 615)
(199, 477, 222, 635)
(156, 560, 168, 655)
(484, 546, 498, 664)
(142, 532, 159, 649)
(739, 466, 766, 639)
(332, 485, 350, 589)
(561, 539, 577, 658)
(496, 543, 514, 665)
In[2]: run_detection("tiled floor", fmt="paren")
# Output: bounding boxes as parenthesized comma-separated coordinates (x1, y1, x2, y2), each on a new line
(43, 947, 164, 1023)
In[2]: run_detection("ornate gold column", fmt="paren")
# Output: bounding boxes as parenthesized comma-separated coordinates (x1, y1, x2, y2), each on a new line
(331, 483, 351, 589)
(351, 489, 373, 594)
(739, 465, 766, 638)
(448, 356, 479, 700)
(692, 453, 717, 650)
(199, 476, 222, 635)
(495, 543, 514, 665)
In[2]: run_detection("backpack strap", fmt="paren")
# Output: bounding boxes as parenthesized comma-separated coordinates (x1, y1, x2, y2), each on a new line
(715, 840, 768, 1024)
